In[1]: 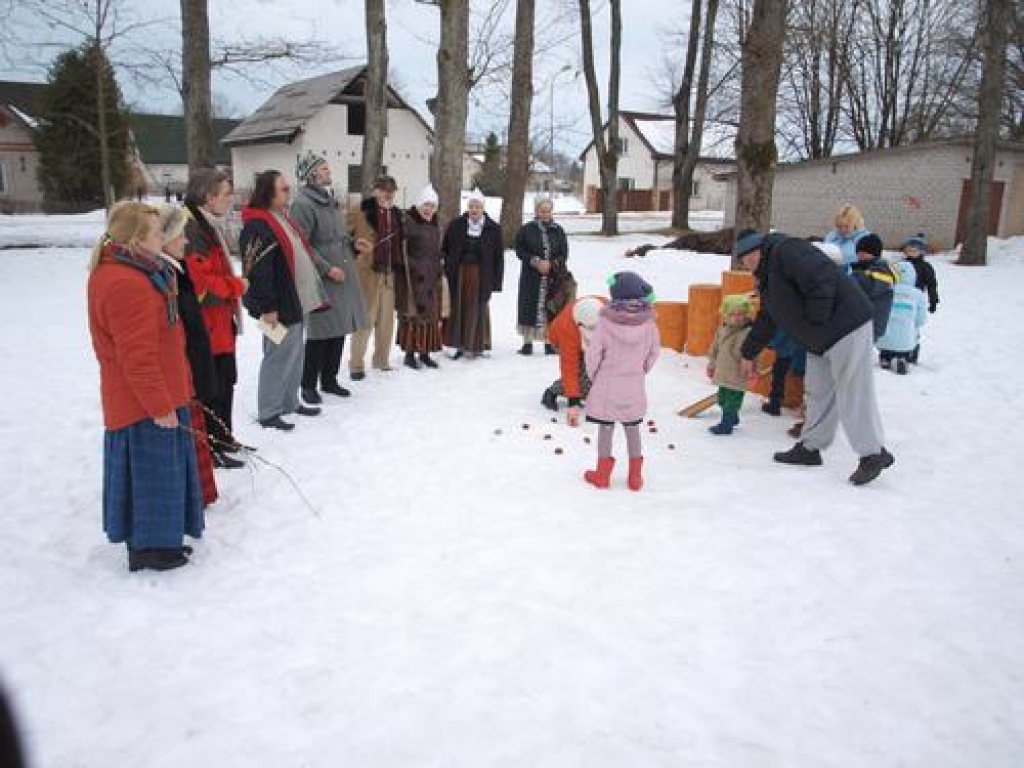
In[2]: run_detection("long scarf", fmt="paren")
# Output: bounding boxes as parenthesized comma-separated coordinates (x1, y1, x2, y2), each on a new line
(536, 220, 551, 328)
(100, 241, 179, 326)
(241, 207, 328, 314)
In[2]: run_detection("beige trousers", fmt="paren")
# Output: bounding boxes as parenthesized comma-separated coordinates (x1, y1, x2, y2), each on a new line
(350, 262, 395, 372)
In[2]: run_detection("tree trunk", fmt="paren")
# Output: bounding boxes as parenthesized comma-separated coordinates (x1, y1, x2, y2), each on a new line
(579, 0, 621, 236)
(959, 0, 1011, 266)
(431, 0, 470, 224)
(733, 0, 787, 267)
(361, 0, 388, 197)
(181, 0, 215, 171)
(500, 0, 535, 247)
(93, 40, 113, 211)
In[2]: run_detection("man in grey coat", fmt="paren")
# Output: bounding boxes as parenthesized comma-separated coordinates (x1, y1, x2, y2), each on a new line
(290, 152, 369, 402)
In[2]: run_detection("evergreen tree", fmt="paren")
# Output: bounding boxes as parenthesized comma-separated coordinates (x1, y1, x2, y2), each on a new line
(474, 132, 505, 197)
(35, 43, 130, 212)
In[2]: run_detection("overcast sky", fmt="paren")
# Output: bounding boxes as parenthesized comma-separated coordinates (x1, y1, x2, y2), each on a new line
(1, 0, 689, 157)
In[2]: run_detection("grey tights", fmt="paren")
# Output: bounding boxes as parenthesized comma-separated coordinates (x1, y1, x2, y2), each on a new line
(597, 423, 642, 459)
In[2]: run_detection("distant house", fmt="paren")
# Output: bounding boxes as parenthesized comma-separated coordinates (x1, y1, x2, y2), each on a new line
(0, 81, 46, 213)
(223, 65, 433, 207)
(461, 140, 556, 192)
(579, 110, 735, 214)
(129, 113, 240, 197)
(719, 137, 1024, 248)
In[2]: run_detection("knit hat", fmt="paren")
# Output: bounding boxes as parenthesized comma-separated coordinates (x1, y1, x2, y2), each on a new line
(467, 187, 486, 206)
(733, 228, 765, 257)
(607, 271, 654, 302)
(296, 150, 327, 182)
(572, 296, 604, 329)
(903, 233, 928, 252)
(856, 232, 883, 259)
(415, 184, 439, 208)
(720, 293, 755, 320)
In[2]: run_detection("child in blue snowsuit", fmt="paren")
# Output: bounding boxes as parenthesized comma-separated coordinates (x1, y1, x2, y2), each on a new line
(877, 261, 927, 374)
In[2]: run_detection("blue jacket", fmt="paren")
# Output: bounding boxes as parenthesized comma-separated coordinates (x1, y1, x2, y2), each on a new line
(824, 227, 870, 269)
(877, 261, 927, 353)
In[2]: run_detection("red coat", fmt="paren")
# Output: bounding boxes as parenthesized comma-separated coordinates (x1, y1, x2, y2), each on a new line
(547, 296, 607, 400)
(183, 215, 246, 355)
(88, 259, 193, 431)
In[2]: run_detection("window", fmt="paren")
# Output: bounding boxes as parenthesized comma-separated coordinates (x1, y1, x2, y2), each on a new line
(614, 137, 628, 156)
(347, 164, 362, 194)
(347, 103, 366, 136)
(690, 180, 701, 198)
(617, 177, 634, 192)
(0, 163, 8, 196)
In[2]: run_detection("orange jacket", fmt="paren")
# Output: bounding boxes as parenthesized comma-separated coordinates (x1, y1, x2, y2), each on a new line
(547, 295, 607, 401)
(88, 261, 193, 430)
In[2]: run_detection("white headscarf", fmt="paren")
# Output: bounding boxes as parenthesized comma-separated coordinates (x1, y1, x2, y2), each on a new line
(416, 184, 439, 208)
(467, 187, 486, 206)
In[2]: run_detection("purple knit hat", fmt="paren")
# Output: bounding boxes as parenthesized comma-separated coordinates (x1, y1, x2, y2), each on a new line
(608, 271, 654, 302)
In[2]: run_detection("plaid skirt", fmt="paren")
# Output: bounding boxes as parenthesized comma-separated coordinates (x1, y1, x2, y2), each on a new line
(103, 406, 205, 548)
(189, 404, 219, 507)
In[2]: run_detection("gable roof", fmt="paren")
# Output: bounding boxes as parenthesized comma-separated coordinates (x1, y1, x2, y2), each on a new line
(130, 113, 240, 166)
(222, 65, 433, 148)
(0, 80, 48, 126)
(578, 110, 736, 163)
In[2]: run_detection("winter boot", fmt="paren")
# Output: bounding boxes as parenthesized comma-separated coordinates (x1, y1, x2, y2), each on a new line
(404, 351, 421, 370)
(301, 387, 322, 405)
(896, 358, 908, 375)
(849, 448, 895, 486)
(419, 353, 439, 369)
(544, 343, 557, 356)
(627, 457, 644, 491)
(518, 343, 533, 356)
(708, 411, 739, 435)
(880, 355, 892, 370)
(541, 387, 559, 412)
(259, 415, 295, 431)
(321, 380, 351, 397)
(761, 399, 782, 416)
(908, 346, 919, 364)
(773, 441, 823, 466)
(295, 405, 321, 417)
(584, 457, 615, 489)
(212, 450, 245, 470)
(128, 548, 189, 573)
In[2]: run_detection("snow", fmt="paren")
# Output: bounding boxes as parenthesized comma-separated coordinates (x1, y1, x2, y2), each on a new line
(1, 216, 1023, 767)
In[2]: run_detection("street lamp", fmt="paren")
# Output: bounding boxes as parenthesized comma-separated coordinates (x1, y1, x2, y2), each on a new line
(548, 64, 574, 192)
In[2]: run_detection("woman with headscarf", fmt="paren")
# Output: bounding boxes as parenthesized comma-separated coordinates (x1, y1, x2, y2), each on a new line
(441, 189, 504, 359)
(397, 185, 444, 369)
(240, 170, 328, 431)
(87, 201, 204, 572)
(515, 197, 569, 355)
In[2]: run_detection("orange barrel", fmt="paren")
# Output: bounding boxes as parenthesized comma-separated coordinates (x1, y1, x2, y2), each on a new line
(685, 283, 722, 356)
(721, 269, 755, 298)
(783, 371, 805, 409)
(653, 301, 688, 352)
(749, 348, 776, 395)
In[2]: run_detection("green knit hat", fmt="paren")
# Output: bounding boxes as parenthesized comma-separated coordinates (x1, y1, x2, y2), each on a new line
(720, 293, 755, 319)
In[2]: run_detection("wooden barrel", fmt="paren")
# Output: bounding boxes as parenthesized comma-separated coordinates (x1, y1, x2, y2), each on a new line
(654, 301, 688, 352)
(686, 283, 722, 356)
(750, 348, 776, 395)
(721, 269, 756, 298)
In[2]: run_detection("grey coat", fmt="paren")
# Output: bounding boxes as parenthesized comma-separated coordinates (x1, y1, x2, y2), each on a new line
(290, 185, 368, 339)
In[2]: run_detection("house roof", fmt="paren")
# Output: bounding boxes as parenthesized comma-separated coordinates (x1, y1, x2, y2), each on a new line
(0, 80, 48, 126)
(578, 110, 736, 163)
(130, 113, 240, 166)
(222, 65, 433, 148)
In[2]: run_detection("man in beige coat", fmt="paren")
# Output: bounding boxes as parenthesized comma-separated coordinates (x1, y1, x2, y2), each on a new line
(349, 175, 404, 379)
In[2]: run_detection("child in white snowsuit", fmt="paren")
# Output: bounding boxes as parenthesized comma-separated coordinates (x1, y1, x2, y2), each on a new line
(877, 261, 927, 374)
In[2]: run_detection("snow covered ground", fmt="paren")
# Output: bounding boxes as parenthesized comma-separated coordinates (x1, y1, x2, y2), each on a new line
(0, 218, 1022, 767)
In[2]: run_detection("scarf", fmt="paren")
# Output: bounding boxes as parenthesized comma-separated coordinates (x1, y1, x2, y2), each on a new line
(101, 241, 179, 326)
(466, 215, 485, 238)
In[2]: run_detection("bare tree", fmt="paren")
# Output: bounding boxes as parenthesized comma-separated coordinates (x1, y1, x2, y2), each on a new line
(671, 0, 720, 230)
(361, 0, 389, 197)
(1002, 4, 1024, 140)
(180, 0, 214, 170)
(579, 0, 622, 236)
(733, 0, 787, 261)
(499, 0, 535, 246)
(959, 0, 1011, 266)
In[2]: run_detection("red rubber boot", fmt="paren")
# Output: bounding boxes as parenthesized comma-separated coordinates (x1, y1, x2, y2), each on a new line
(584, 457, 615, 489)
(627, 457, 644, 491)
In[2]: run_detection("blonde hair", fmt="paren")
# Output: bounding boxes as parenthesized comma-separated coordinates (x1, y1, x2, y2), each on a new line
(534, 196, 554, 214)
(834, 204, 864, 230)
(89, 201, 160, 272)
(157, 204, 189, 244)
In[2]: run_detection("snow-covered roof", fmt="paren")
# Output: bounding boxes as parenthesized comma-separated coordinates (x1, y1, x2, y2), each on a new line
(626, 112, 735, 161)
(8, 105, 37, 129)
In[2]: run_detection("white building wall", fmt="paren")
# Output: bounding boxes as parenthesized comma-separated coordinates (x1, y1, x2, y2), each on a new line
(0, 113, 43, 212)
(582, 119, 656, 192)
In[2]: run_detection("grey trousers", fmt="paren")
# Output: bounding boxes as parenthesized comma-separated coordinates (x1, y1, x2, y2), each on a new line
(258, 321, 304, 421)
(801, 321, 885, 457)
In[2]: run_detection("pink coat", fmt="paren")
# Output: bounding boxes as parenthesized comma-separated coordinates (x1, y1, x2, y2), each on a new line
(584, 303, 660, 424)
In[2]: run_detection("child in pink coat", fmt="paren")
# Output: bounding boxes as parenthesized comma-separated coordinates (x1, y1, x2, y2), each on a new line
(584, 271, 660, 491)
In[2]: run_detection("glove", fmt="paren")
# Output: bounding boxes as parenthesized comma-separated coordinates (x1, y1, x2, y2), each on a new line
(929, 305, 936, 314)
(567, 406, 581, 427)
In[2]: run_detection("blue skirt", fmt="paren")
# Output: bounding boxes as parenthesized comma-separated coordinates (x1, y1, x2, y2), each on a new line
(103, 407, 205, 548)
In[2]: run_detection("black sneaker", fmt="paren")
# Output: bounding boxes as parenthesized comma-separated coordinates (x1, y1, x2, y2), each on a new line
(896, 359, 908, 375)
(212, 450, 245, 469)
(350, 371, 366, 381)
(259, 415, 295, 431)
(301, 387, 322, 404)
(419, 354, 439, 369)
(849, 448, 895, 486)
(128, 548, 189, 572)
(541, 388, 558, 412)
(517, 343, 533, 356)
(321, 381, 351, 397)
(294, 405, 321, 417)
(773, 441, 823, 466)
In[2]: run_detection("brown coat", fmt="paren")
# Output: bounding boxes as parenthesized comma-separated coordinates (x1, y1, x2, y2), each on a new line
(708, 322, 752, 391)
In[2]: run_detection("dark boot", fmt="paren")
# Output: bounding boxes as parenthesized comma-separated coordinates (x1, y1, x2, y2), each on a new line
(773, 441, 823, 466)
(908, 346, 919, 364)
(212, 450, 245, 469)
(128, 548, 189, 572)
(450, 350, 464, 361)
(259, 415, 295, 431)
(708, 411, 739, 435)
(517, 343, 533, 356)
(849, 448, 895, 485)
(404, 351, 421, 370)
(419, 353, 439, 369)
(544, 344, 557, 356)
(896, 358, 908, 375)
(294, 405, 320, 417)
(350, 370, 366, 381)
(761, 400, 782, 416)
(321, 380, 351, 397)
(584, 457, 615, 489)
(301, 387, 322, 405)
(541, 387, 559, 412)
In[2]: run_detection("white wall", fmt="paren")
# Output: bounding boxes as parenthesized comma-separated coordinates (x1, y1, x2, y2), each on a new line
(0, 112, 43, 212)
(582, 118, 656, 192)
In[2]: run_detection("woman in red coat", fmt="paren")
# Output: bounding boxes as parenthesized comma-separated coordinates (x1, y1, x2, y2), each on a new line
(87, 202, 205, 572)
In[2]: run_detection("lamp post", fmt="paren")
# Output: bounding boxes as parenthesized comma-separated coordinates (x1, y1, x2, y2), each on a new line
(548, 64, 573, 192)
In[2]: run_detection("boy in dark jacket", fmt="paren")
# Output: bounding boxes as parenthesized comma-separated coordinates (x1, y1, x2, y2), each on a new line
(850, 233, 895, 340)
(734, 229, 894, 486)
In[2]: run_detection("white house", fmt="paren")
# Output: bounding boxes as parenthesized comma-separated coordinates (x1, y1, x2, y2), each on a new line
(223, 66, 433, 208)
(579, 110, 735, 214)
(719, 137, 1024, 249)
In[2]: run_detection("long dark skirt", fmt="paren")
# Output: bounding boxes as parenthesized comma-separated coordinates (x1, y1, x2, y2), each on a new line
(444, 264, 492, 355)
(103, 406, 205, 548)
(397, 317, 443, 354)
